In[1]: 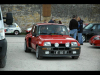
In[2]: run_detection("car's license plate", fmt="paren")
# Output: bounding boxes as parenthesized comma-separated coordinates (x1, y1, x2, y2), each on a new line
(60, 51, 63, 54)
(54, 51, 68, 54)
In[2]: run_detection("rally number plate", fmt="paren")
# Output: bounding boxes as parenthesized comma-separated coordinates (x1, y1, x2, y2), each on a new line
(54, 51, 68, 54)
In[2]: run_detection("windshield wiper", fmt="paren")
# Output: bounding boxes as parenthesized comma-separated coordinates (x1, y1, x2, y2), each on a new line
(40, 33, 48, 35)
(49, 33, 63, 35)
(56, 33, 63, 36)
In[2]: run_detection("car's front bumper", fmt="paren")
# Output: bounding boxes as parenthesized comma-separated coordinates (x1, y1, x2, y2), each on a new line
(38, 46, 81, 57)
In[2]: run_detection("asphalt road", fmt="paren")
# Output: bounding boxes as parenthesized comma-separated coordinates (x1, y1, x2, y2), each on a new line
(0, 35, 100, 71)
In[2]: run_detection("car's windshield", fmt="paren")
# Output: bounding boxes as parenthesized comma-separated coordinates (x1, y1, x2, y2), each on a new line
(84, 23, 93, 29)
(38, 25, 69, 35)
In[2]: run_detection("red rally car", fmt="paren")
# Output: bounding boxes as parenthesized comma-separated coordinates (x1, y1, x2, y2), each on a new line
(24, 23, 81, 59)
(89, 35, 100, 47)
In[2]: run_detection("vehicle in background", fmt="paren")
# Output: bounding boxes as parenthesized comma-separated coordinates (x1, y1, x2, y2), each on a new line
(24, 23, 81, 59)
(89, 35, 100, 47)
(4, 23, 22, 35)
(26, 27, 32, 34)
(82, 23, 100, 42)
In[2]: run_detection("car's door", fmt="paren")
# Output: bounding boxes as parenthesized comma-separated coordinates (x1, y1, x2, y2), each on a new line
(31, 25, 38, 50)
(87, 24, 97, 40)
(96, 24, 100, 35)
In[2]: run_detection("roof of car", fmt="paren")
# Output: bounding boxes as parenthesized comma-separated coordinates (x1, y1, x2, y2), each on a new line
(90, 23, 100, 25)
(36, 23, 64, 26)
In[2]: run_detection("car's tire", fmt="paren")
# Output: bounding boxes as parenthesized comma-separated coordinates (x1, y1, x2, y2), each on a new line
(14, 30, 19, 35)
(0, 55, 7, 68)
(24, 40, 31, 52)
(36, 46, 42, 59)
(72, 56, 79, 59)
(82, 35, 86, 42)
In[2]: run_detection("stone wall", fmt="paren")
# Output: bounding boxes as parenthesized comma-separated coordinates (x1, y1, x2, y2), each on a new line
(1, 4, 100, 33)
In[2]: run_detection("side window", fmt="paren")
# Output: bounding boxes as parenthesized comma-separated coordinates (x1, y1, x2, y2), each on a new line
(92, 25, 96, 30)
(12, 23, 16, 27)
(4, 23, 9, 27)
(97, 25, 100, 31)
(32, 26, 35, 33)
(12, 24, 16, 27)
(34, 26, 37, 34)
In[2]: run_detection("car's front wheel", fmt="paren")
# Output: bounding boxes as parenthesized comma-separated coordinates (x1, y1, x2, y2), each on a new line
(14, 30, 19, 35)
(82, 35, 86, 42)
(24, 40, 31, 52)
(36, 46, 42, 59)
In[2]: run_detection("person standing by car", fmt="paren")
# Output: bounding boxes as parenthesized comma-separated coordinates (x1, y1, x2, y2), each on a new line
(77, 17, 83, 45)
(69, 15, 78, 39)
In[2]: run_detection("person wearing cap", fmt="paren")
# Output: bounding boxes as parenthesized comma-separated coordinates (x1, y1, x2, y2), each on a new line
(69, 15, 78, 39)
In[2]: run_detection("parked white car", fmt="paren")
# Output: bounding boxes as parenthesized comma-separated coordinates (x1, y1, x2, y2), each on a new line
(4, 23, 22, 35)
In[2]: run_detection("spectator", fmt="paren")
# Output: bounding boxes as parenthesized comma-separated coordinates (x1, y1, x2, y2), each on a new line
(77, 17, 83, 45)
(55, 26, 64, 35)
(53, 20, 56, 23)
(58, 20, 62, 24)
(48, 17, 54, 23)
(69, 15, 78, 39)
(44, 20, 48, 23)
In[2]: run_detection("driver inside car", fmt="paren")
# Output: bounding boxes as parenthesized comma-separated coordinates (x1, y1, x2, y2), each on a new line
(40, 26, 47, 34)
(55, 26, 64, 35)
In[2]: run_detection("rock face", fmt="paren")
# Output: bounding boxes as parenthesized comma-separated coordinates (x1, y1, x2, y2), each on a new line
(1, 4, 100, 32)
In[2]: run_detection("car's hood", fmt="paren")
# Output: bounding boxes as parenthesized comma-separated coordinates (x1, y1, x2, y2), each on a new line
(94, 35, 100, 38)
(38, 35, 77, 43)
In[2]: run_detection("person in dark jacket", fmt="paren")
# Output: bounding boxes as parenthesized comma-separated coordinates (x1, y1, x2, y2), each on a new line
(69, 15, 78, 39)
(48, 17, 54, 23)
(77, 17, 83, 45)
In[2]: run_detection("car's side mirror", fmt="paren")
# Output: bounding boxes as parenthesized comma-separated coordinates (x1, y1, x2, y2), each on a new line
(3, 12, 13, 25)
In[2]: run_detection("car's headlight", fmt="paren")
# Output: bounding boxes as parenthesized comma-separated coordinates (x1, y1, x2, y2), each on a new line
(0, 28, 5, 40)
(44, 42, 51, 46)
(65, 42, 70, 47)
(55, 43, 59, 47)
(71, 42, 77, 47)
(93, 37, 100, 40)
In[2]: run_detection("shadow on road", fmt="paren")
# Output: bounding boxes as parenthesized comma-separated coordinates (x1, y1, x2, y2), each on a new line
(88, 46, 100, 49)
(5, 34, 26, 37)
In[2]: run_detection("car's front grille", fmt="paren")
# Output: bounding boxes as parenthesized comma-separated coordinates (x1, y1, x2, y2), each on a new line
(51, 44, 70, 50)
(51, 44, 66, 47)
(53, 47, 70, 50)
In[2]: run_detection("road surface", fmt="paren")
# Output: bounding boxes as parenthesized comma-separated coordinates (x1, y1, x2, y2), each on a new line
(0, 35, 100, 71)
